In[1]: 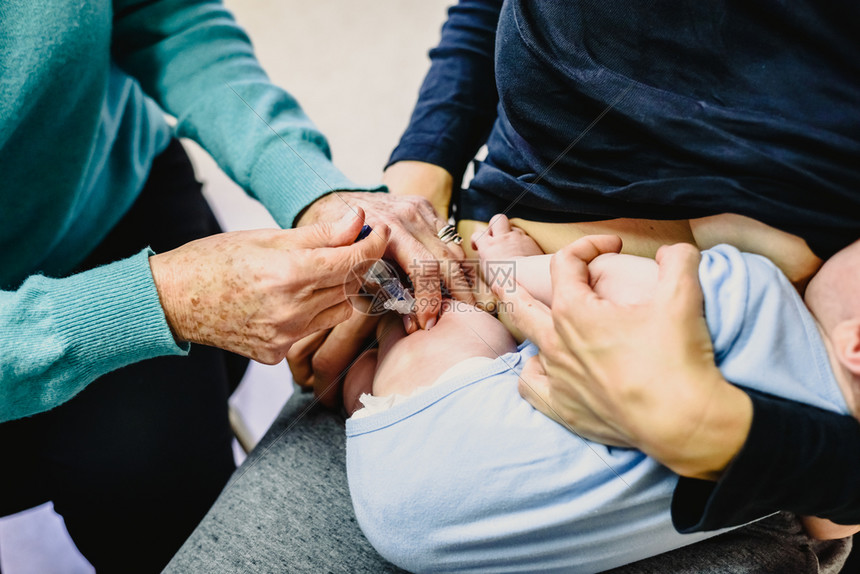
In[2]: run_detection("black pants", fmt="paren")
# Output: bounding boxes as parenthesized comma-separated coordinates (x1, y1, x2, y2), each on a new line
(0, 140, 245, 572)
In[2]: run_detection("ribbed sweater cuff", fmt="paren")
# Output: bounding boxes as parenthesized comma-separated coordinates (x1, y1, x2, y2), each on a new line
(52, 249, 188, 380)
(250, 142, 386, 229)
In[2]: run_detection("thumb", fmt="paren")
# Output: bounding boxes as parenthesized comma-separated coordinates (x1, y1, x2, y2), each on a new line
(654, 242, 704, 315)
(319, 223, 391, 281)
(549, 235, 621, 307)
(293, 207, 368, 249)
(344, 222, 390, 270)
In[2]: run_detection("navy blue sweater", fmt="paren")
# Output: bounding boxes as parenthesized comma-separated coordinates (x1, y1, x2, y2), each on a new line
(390, 0, 860, 532)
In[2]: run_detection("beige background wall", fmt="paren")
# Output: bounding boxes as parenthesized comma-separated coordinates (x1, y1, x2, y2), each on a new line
(190, 0, 454, 231)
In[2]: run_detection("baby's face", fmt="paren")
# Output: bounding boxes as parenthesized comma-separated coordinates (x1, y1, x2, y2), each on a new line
(372, 300, 518, 397)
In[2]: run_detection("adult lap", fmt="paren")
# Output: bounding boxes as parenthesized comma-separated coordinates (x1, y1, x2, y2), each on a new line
(168, 390, 850, 572)
(165, 388, 406, 574)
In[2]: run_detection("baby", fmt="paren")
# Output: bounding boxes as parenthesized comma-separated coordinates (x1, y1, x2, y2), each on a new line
(344, 215, 860, 574)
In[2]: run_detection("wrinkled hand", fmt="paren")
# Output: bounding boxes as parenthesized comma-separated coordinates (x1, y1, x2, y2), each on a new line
(149, 209, 388, 365)
(497, 236, 753, 480)
(287, 296, 383, 407)
(289, 164, 472, 408)
(297, 189, 473, 328)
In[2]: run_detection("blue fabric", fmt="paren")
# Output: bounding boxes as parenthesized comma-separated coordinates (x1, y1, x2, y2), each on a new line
(345, 246, 847, 573)
(390, 0, 860, 259)
(386, 0, 502, 191)
(347, 344, 724, 573)
(34, 65, 172, 282)
(1, 0, 366, 291)
(700, 245, 848, 414)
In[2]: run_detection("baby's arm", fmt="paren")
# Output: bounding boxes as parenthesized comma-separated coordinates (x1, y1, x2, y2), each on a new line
(588, 253, 659, 306)
(499, 252, 660, 308)
(690, 213, 822, 289)
(473, 216, 660, 308)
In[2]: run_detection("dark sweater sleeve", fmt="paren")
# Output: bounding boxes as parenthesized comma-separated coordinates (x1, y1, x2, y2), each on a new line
(672, 389, 860, 532)
(387, 0, 503, 183)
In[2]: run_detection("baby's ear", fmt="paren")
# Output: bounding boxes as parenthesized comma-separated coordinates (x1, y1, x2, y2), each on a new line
(832, 319, 860, 377)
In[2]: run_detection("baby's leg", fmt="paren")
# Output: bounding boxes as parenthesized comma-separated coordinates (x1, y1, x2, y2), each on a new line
(588, 252, 659, 306)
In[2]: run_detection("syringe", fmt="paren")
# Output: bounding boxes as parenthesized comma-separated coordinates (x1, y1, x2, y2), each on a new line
(355, 224, 416, 316)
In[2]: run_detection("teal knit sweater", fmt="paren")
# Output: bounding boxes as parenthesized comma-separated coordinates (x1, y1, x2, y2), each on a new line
(0, 0, 373, 421)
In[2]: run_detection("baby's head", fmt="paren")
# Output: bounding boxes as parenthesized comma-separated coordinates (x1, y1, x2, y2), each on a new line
(804, 238, 860, 415)
(372, 300, 517, 397)
(342, 299, 518, 415)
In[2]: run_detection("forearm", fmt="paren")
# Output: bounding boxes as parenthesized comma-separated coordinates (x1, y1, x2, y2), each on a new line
(0, 250, 186, 422)
(387, 0, 502, 184)
(382, 160, 453, 219)
(648, 376, 752, 481)
(113, 0, 376, 228)
(673, 389, 860, 532)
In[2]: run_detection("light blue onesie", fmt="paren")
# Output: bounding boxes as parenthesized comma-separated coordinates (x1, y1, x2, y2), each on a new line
(346, 244, 849, 573)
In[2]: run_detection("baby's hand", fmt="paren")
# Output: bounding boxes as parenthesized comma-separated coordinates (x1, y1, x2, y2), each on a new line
(471, 214, 544, 260)
(471, 214, 545, 298)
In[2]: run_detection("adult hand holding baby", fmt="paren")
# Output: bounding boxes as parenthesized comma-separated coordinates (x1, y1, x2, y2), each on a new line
(498, 236, 753, 481)
(149, 208, 388, 365)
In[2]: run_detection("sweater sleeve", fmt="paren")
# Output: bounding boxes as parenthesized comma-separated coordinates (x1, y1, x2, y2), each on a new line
(387, 0, 502, 184)
(672, 389, 860, 532)
(0, 250, 187, 422)
(111, 0, 382, 229)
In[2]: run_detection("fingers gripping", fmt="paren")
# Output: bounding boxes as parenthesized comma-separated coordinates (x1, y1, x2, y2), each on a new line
(547, 236, 624, 344)
(287, 329, 330, 388)
(291, 206, 368, 248)
(495, 278, 555, 350)
(391, 231, 442, 327)
(654, 242, 704, 313)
